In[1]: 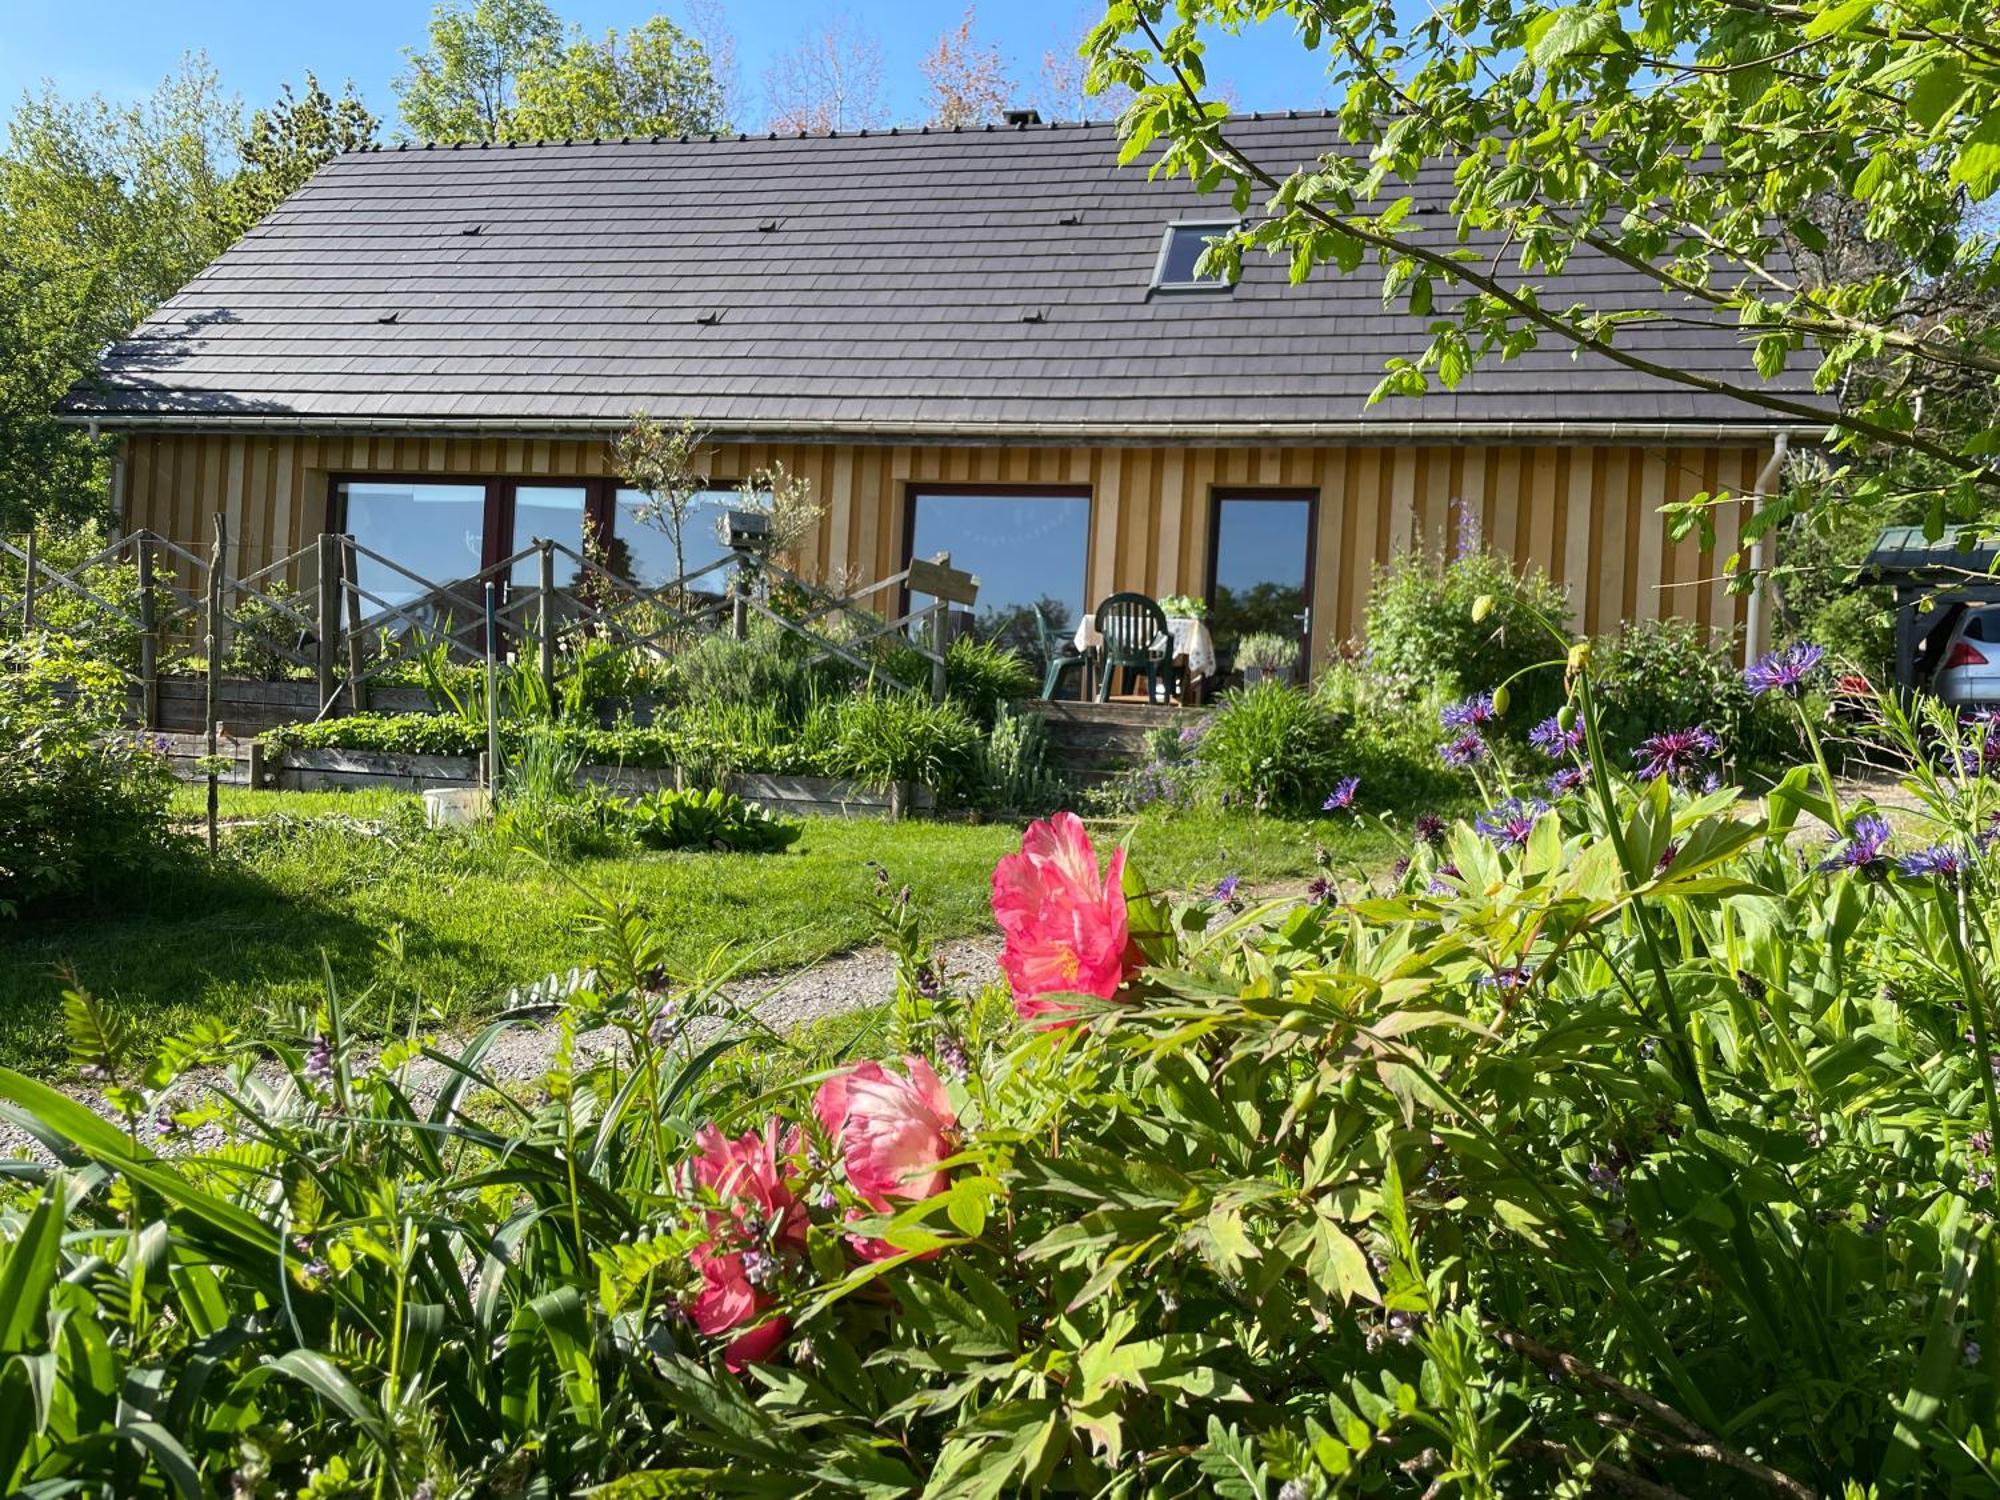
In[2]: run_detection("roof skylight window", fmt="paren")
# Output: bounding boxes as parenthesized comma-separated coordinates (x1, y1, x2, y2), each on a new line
(1151, 221, 1237, 292)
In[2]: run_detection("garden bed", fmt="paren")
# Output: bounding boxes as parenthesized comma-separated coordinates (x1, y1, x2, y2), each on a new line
(193, 741, 935, 818)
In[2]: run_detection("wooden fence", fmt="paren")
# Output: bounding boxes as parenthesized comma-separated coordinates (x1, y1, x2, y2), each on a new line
(2, 519, 979, 740)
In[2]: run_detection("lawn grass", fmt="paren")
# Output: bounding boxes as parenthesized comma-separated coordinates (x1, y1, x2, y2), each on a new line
(0, 793, 1392, 1070)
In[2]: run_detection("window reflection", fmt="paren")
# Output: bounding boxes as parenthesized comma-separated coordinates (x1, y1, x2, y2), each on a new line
(339, 481, 487, 611)
(510, 485, 590, 587)
(1210, 495, 1313, 667)
(611, 486, 737, 588)
(908, 491, 1091, 655)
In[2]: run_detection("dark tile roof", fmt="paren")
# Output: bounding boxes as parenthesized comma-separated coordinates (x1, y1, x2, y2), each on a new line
(65, 114, 1830, 437)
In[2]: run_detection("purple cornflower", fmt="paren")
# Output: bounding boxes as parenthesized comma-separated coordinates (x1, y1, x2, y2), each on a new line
(1479, 965, 1533, 992)
(1744, 642, 1825, 698)
(1440, 692, 1497, 731)
(1414, 813, 1447, 846)
(1655, 842, 1681, 874)
(1305, 874, 1336, 905)
(1475, 796, 1549, 849)
(1211, 874, 1241, 902)
(1428, 863, 1461, 895)
(1546, 763, 1590, 798)
(1959, 738, 2000, 779)
(1322, 776, 1360, 812)
(1632, 726, 1719, 783)
(305, 1034, 333, 1084)
(1817, 813, 1893, 875)
(1897, 844, 1967, 881)
(1529, 715, 1584, 758)
(1439, 731, 1489, 768)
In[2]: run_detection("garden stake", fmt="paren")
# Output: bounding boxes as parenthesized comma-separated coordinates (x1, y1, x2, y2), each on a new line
(205, 512, 225, 857)
(484, 580, 501, 800)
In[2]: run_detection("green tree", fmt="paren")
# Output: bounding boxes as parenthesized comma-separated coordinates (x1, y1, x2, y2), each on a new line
(0, 55, 239, 527)
(395, 0, 563, 143)
(397, 1, 726, 144)
(1084, 0, 2000, 567)
(216, 72, 378, 238)
(513, 17, 728, 140)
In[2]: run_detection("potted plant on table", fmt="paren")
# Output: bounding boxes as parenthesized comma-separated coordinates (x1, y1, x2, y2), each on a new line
(1159, 593, 1208, 620)
(1234, 632, 1300, 686)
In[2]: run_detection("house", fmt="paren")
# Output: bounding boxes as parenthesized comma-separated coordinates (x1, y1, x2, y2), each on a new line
(62, 112, 1825, 671)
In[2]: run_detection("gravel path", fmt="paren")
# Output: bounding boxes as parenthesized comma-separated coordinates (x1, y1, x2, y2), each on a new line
(0, 936, 1005, 1164)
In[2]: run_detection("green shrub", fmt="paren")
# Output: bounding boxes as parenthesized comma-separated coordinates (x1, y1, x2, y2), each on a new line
(0, 634, 179, 914)
(667, 628, 840, 718)
(264, 712, 482, 758)
(628, 786, 803, 852)
(1311, 660, 1466, 811)
(944, 637, 1035, 726)
(1364, 545, 1570, 728)
(1591, 617, 1805, 774)
(1192, 678, 1348, 815)
(822, 691, 982, 796)
(220, 580, 305, 679)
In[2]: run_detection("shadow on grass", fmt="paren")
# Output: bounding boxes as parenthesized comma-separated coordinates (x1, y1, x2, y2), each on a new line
(0, 848, 393, 1070)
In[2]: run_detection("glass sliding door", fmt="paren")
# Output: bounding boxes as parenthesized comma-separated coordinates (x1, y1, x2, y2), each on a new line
(509, 484, 591, 588)
(906, 489, 1092, 655)
(1208, 490, 1317, 674)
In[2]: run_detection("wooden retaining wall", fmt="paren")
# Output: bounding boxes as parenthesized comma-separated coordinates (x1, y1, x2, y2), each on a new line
(165, 742, 931, 819)
(136, 677, 433, 736)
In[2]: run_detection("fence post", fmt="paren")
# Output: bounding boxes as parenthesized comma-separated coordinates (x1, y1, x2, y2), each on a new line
(136, 534, 160, 728)
(205, 513, 226, 856)
(20, 530, 35, 630)
(538, 539, 556, 714)
(343, 535, 368, 714)
(315, 533, 341, 717)
(731, 559, 749, 642)
(928, 549, 951, 706)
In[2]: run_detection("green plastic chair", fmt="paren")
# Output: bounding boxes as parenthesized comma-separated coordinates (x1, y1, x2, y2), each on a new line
(1093, 593, 1174, 703)
(1035, 605, 1088, 699)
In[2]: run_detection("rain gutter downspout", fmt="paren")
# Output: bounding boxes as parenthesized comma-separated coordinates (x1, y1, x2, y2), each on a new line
(1744, 432, 1790, 663)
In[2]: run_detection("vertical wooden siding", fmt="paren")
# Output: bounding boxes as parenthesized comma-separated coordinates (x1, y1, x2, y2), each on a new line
(120, 434, 1765, 660)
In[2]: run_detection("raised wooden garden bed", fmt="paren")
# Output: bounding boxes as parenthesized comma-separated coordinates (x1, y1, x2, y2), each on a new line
(159, 739, 932, 819)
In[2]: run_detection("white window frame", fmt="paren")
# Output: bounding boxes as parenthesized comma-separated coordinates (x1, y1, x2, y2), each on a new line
(1150, 219, 1240, 293)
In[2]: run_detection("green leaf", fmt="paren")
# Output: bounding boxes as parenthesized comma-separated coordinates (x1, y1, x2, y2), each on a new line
(1527, 5, 1623, 67)
(1195, 1415, 1268, 1500)
(1950, 114, 2000, 200)
(1880, 1200, 1980, 1483)
(1802, 0, 1874, 37)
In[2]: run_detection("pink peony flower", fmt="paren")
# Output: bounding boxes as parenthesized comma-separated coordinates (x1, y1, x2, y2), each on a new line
(685, 1120, 804, 1370)
(990, 811, 1134, 1025)
(815, 1057, 959, 1259)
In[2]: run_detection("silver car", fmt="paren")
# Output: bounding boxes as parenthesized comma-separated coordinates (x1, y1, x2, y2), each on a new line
(1934, 603, 2000, 711)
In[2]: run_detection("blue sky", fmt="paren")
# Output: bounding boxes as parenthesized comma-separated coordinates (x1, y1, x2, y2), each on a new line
(0, 1, 1339, 137)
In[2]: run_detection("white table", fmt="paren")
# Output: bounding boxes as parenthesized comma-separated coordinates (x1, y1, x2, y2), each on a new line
(1073, 613, 1218, 682)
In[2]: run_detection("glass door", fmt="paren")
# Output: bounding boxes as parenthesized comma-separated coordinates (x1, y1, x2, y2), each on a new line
(1208, 490, 1317, 676)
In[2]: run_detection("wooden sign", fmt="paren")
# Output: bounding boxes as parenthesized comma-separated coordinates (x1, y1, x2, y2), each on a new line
(906, 556, 979, 606)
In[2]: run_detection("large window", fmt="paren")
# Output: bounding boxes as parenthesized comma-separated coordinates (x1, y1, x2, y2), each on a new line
(333, 477, 751, 611)
(337, 480, 489, 610)
(509, 484, 590, 587)
(907, 489, 1091, 654)
(1209, 491, 1317, 671)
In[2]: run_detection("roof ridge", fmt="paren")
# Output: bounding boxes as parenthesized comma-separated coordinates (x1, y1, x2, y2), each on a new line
(349, 108, 1341, 154)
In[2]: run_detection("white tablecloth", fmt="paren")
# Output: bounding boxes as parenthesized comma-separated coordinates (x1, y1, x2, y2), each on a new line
(1073, 613, 1217, 681)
